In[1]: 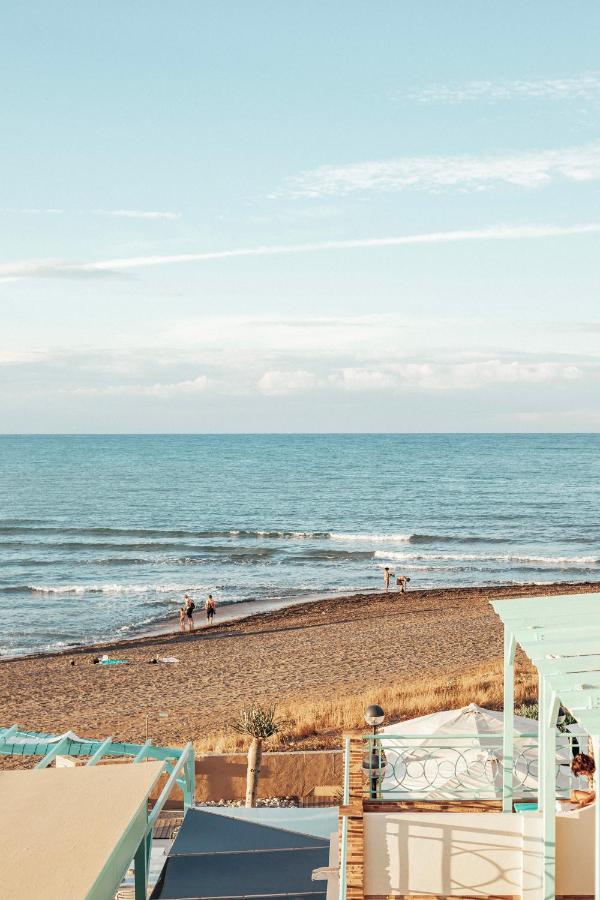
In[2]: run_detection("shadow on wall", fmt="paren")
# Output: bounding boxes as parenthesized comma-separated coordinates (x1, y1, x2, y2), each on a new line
(364, 805, 596, 899)
(154, 749, 343, 805)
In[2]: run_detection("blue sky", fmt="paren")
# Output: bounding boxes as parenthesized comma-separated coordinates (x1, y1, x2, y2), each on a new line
(1, 1, 600, 432)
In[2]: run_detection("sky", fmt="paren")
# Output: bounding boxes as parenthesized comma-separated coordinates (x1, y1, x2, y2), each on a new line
(1, 1, 600, 433)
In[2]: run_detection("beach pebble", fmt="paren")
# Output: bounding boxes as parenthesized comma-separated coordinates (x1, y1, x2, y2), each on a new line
(199, 796, 298, 808)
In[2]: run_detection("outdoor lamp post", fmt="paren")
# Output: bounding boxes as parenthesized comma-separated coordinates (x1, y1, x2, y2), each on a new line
(362, 748, 387, 800)
(364, 704, 385, 799)
(365, 704, 385, 729)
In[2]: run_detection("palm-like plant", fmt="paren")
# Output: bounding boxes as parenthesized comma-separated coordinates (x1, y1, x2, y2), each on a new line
(232, 704, 286, 807)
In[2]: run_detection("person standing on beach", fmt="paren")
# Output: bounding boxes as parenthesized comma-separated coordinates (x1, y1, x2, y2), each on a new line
(205, 594, 216, 625)
(396, 575, 411, 593)
(383, 567, 394, 591)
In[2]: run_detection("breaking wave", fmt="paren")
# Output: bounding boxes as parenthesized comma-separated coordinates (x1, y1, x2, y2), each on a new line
(0, 526, 508, 545)
(20, 583, 212, 596)
(374, 550, 599, 566)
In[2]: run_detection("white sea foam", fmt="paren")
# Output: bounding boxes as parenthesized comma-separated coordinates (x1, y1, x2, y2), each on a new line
(28, 582, 212, 595)
(228, 529, 328, 539)
(330, 532, 412, 542)
(374, 550, 598, 565)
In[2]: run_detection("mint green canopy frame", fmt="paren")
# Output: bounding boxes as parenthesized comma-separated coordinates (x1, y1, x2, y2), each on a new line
(0, 725, 195, 900)
(491, 593, 600, 900)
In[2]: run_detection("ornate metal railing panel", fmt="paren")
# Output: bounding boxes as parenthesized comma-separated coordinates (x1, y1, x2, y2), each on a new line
(362, 732, 579, 801)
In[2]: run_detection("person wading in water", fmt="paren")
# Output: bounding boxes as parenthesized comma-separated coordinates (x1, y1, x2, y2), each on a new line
(184, 595, 196, 632)
(205, 594, 216, 625)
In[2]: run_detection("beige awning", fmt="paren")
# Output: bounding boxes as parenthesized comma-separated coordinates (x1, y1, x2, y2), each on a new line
(0, 761, 164, 899)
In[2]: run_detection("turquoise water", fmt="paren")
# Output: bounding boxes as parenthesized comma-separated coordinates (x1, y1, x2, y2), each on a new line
(1, 434, 599, 656)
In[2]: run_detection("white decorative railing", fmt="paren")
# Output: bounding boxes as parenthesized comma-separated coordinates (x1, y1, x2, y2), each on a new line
(362, 732, 578, 801)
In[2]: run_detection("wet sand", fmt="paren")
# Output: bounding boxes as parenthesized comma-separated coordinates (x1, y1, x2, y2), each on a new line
(0, 581, 598, 755)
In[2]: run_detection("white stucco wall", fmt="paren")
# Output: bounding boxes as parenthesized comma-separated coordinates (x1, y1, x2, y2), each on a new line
(556, 802, 596, 896)
(362, 806, 595, 898)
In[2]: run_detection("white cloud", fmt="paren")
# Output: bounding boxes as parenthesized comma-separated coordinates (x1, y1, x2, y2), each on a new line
(92, 209, 181, 220)
(276, 143, 600, 198)
(330, 368, 396, 391)
(256, 360, 588, 397)
(0, 208, 65, 214)
(512, 409, 600, 425)
(2, 222, 600, 283)
(70, 375, 209, 398)
(0, 208, 180, 220)
(2, 315, 598, 410)
(405, 72, 600, 104)
(0, 258, 71, 277)
(0, 350, 51, 365)
(388, 361, 584, 390)
(330, 361, 585, 393)
(257, 370, 320, 395)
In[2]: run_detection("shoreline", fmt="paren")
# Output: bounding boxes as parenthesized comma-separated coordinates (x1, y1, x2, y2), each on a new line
(1, 578, 598, 666)
(1, 579, 599, 756)
(0, 587, 366, 663)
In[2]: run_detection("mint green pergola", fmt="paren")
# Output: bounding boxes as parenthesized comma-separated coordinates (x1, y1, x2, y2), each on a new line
(491, 593, 600, 900)
(0, 726, 195, 899)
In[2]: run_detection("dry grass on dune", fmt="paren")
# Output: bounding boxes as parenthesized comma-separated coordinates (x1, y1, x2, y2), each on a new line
(194, 657, 537, 754)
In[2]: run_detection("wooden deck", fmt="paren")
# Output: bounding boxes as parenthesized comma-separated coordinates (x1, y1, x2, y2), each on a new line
(152, 809, 183, 840)
(363, 799, 502, 813)
(339, 732, 366, 900)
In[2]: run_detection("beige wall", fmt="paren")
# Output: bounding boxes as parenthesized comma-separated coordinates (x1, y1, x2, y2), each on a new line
(362, 806, 596, 898)
(364, 811, 534, 899)
(556, 802, 596, 896)
(60, 749, 343, 804)
(194, 749, 342, 801)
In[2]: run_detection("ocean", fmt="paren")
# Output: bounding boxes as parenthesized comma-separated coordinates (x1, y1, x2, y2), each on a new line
(1, 433, 599, 657)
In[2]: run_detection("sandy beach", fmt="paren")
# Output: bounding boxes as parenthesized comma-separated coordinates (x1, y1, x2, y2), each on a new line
(1, 580, 598, 760)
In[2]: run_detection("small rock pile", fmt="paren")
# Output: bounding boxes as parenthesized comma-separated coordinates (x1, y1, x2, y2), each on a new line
(199, 796, 299, 808)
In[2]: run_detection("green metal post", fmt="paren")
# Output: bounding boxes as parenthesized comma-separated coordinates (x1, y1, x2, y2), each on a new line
(149, 742, 194, 829)
(0, 725, 19, 747)
(542, 687, 559, 900)
(339, 813, 348, 900)
(503, 628, 516, 812)
(340, 734, 351, 899)
(593, 735, 600, 900)
(183, 747, 195, 809)
(134, 834, 148, 900)
(86, 736, 113, 766)
(133, 739, 152, 763)
(538, 676, 546, 811)
(34, 735, 71, 769)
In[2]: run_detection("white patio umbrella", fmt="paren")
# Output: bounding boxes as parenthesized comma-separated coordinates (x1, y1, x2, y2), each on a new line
(377, 703, 571, 801)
